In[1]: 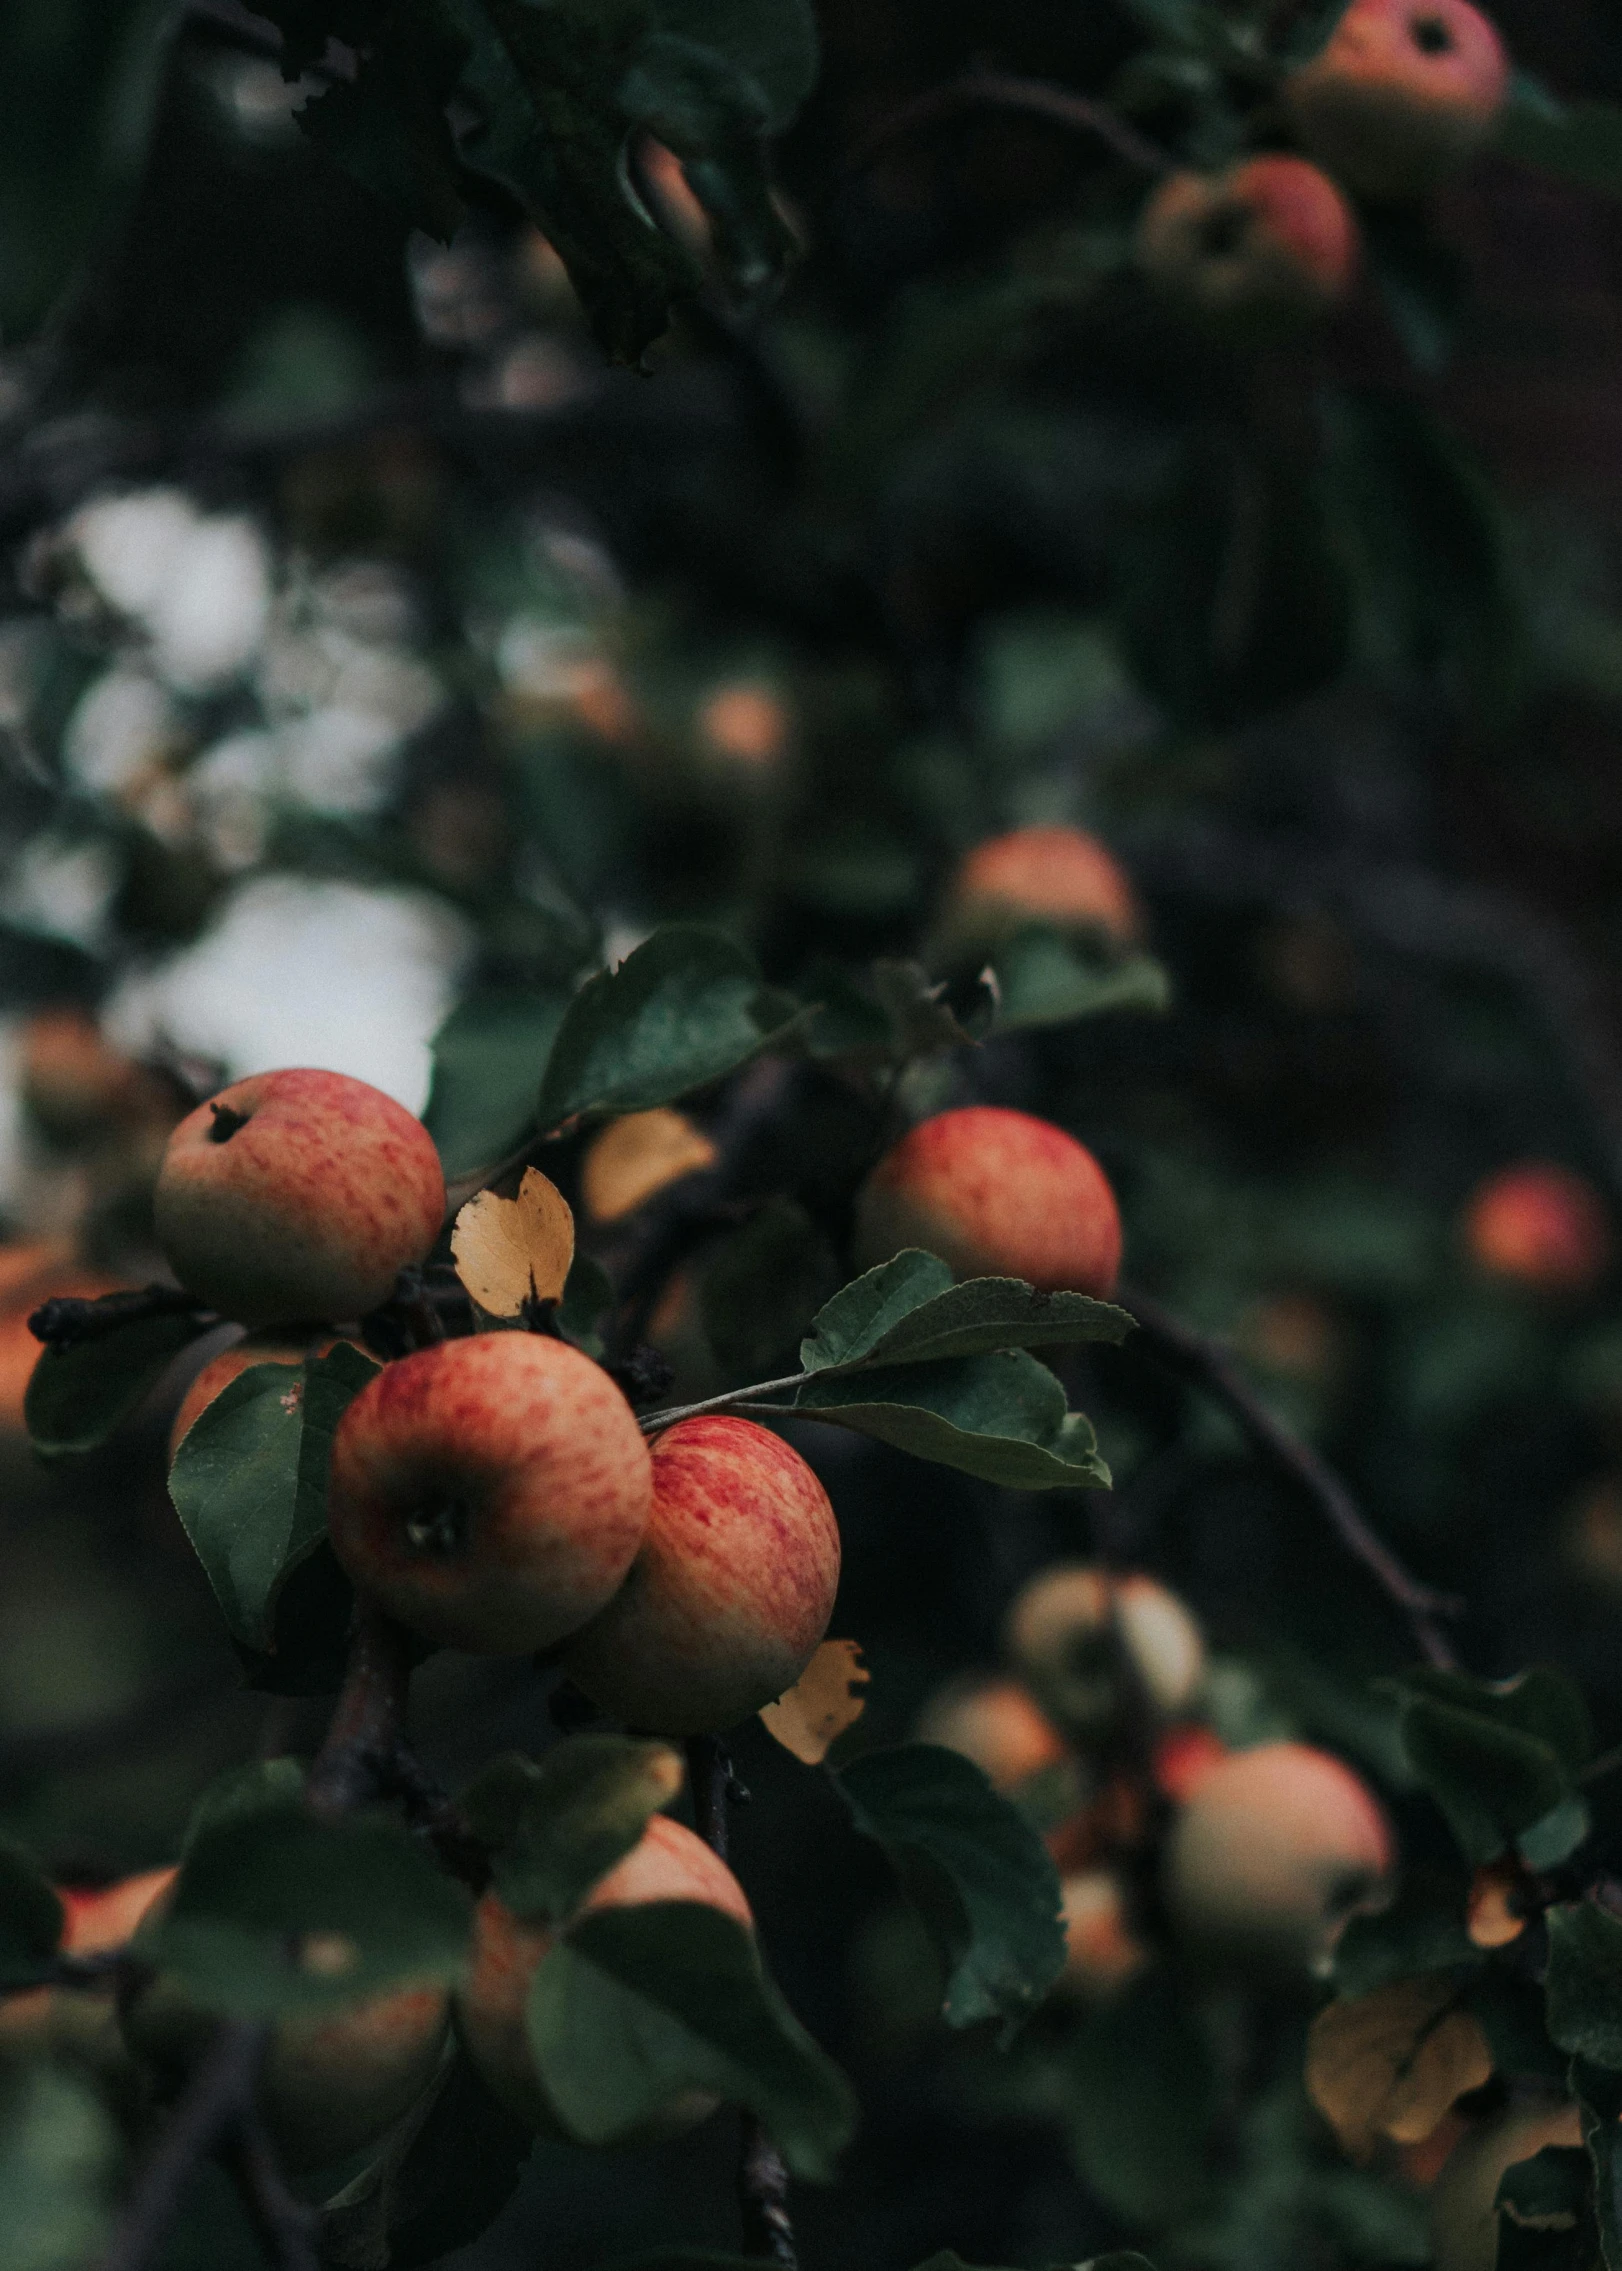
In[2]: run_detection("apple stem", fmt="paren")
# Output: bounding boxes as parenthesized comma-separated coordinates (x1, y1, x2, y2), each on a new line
(307, 1601, 416, 1817)
(27, 1282, 215, 1350)
(1117, 1283, 1463, 1669)
(640, 1371, 812, 1434)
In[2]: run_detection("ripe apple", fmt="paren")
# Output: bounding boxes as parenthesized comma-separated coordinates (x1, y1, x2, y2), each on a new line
(1429, 2101, 1584, 2271)
(1056, 1869, 1150, 2001)
(457, 1811, 752, 2136)
(0, 1866, 177, 2083)
(914, 1674, 1070, 1792)
(1462, 1163, 1611, 1295)
(1003, 1564, 1205, 1736)
(854, 1107, 1122, 1296)
(1162, 1740, 1393, 1972)
(1135, 155, 1359, 327)
(123, 1962, 449, 2172)
(327, 1334, 653, 1655)
(1152, 1721, 1230, 1804)
(937, 826, 1143, 954)
(19, 1009, 154, 1144)
(153, 1068, 446, 1327)
(561, 1415, 840, 1733)
(1286, 0, 1510, 203)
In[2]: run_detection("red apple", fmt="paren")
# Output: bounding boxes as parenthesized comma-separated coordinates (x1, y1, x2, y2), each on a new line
(0, 1865, 178, 2083)
(1162, 1740, 1393, 1972)
(1135, 156, 1359, 327)
(327, 1334, 652, 1654)
(854, 1107, 1122, 1296)
(153, 1068, 446, 1326)
(1286, 0, 1511, 203)
(561, 1414, 840, 1733)
(1462, 1163, 1611, 1294)
(168, 1327, 352, 1459)
(458, 1811, 752, 2136)
(1056, 1869, 1150, 2001)
(938, 826, 1143, 953)
(914, 1674, 1070, 1792)
(1004, 1564, 1204, 1735)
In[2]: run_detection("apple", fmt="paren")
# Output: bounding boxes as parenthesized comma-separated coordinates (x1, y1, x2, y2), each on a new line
(153, 1068, 446, 1327)
(938, 826, 1143, 953)
(1056, 1870, 1150, 2001)
(1286, 0, 1510, 204)
(123, 1964, 449, 2172)
(327, 1333, 653, 1655)
(1003, 1565, 1205, 1736)
(1429, 2100, 1584, 2271)
(1135, 155, 1359, 327)
(1152, 1722, 1230, 1804)
(168, 1327, 350, 1458)
(1162, 1740, 1393, 1973)
(0, 1866, 177, 2084)
(1462, 1163, 1611, 1295)
(561, 1414, 840, 1734)
(457, 1811, 752, 2136)
(914, 1674, 1070, 1792)
(19, 1009, 154, 1144)
(853, 1107, 1122, 1297)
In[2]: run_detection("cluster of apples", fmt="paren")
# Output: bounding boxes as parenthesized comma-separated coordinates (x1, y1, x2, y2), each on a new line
(921, 1563, 1394, 1995)
(3, 1771, 759, 2168)
(1135, 0, 1510, 329)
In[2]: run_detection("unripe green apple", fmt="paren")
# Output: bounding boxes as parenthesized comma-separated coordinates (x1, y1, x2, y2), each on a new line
(1004, 1565, 1204, 1736)
(914, 1674, 1070, 1792)
(1135, 156, 1359, 328)
(1162, 1740, 1393, 1973)
(1462, 1163, 1611, 1295)
(1429, 2101, 1584, 2271)
(938, 827, 1143, 954)
(327, 1334, 652, 1655)
(854, 1107, 1122, 1297)
(561, 1415, 840, 1733)
(1285, 0, 1510, 203)
(123, 1960, 449, 2172)
(457, 1811, 752, 2137)
(153, 1068, 445, 1327)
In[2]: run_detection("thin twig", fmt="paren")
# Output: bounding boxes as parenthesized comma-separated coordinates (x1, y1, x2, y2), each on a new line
(102, 2023, 271, 2271)
(685, 1738, 797, 2267)
(222, 2116, 320, 2271)
(1118, 1283, 1462, 1668)
(640, 1371, 811, 1434)
(839, 66, 1172, 190)
(28, 1284, 214, 1348)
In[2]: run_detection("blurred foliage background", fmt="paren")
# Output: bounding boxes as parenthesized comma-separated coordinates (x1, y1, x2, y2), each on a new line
(10, 1, 1622, 2266)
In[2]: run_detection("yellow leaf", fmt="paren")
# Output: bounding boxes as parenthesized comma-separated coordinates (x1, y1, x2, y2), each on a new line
(451, 1168, 575, 1318)
(1467, 1857, 1528, 1949)
(581, 1109, 718, 1225)
(1306, 1972, 1494, 2163)
(759, 1641, 871, 1765)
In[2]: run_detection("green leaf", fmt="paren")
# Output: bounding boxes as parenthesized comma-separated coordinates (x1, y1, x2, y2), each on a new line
(1496, 2146, 1591, 2222)
(835, 1744, 1066, 2030)
(536, 925, 805, 1132)
(1547, 1905, 1622, 2068)
(527, 1901, 856, 2175)
(181, 1758, 306, 1854)
(292, 1, 470, 242)
(1060, 1964, 1215, 2224)
(779, 1352, 1112, 1490)
(1395, 1671, 1592, 1866)
(559, 1252, 616, 1358)
(0, 2060, 117, 2271)
(1499, 91, 1622, 198)
(800, 1252, 1132, 1373)
(24, 1308, 213, 1460)
(0, 0, 175, 341)
(1333, 1876, 1477, 1997)
(986, 929, 1172, 1032)
(320, 2050, 534, 2271)
(141, 1808, 472, 2021)
(168, 1346, 379, 1653)
(447, 0, 814, 361)
(1574, 2059, 1622, 2271)
(425, 986, 570, 1178)
(0, 1841, 64, 1991)
(460, 1736, 681, 1922)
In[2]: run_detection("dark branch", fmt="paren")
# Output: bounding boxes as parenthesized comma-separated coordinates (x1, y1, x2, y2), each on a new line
(305, 1602, 416, 1819)
(102, 2023, 272, 2271)
(1118, 1283, 1462, 1669)
(839, 66, 1172, 190)
(28, 1284, 214, 1348)
(222, 2116, 320, 2271)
